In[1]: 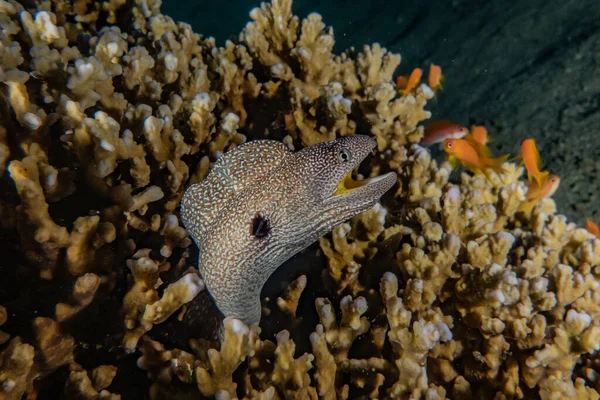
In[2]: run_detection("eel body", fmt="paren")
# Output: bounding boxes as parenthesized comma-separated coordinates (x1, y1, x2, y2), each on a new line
(180, 135, 396, 326)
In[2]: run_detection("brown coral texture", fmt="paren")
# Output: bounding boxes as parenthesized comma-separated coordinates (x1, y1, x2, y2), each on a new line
(0, 0, 599, 399)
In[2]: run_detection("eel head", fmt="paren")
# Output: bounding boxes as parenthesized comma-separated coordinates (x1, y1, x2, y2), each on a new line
(294, 134, 397, 228)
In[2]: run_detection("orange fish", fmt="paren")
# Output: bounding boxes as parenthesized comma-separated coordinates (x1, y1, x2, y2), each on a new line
(519, 138, 549, 187)
(395, 75, 408, 88)
(471, 125, 488, 145)
(422, 120, 469, 146)
(518, 174, 560, 214)
(586, 219, 600, 237)
(443, 134, 509, 173)
(396, 68, 423, 96)
(428, 63, 443, 93)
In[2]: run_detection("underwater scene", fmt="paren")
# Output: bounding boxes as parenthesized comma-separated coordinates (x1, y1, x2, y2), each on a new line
(1, 0, 600, 398)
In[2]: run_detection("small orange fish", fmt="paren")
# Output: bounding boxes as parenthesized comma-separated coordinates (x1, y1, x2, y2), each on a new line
(471, 125, 488, 145)
(395, 75, 408, 89)
(518, 174, 560, 214)
(422, 120, 469, 146)
(443, 134, 509, 173)
(519, 138, 549, 187)
(586, 219, 600, 237)
(396, 68, 423, 96)
(428, 63, 443, 93)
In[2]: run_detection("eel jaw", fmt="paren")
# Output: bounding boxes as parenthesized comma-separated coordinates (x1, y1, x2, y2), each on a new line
(329, 135, 396, 199)
(333, 169, 396, 197)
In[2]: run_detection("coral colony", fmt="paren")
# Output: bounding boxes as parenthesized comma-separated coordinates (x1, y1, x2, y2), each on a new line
(0, 0, 599, 398)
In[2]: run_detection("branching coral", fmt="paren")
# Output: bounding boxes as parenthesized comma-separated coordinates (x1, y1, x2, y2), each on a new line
(309, 324, 338, 399)
(122, 249, 162, 352)
(195, 318, 256, 397)
(315, 296, 370, 362)
(320, 202, 388, 295)
(0, 338, 35, 400)
(66, 216, 116, 276)
(380, 272, 452, 398)
(55, 273, 101, 322)
(270, 330, 316, 398)
(276, 274, 307, 318)
(240, 0, 430, 147)
(137, 336, 198, 389)
(64, 364, 120, 399)
(1, 0, 599, 398)
(7, 158, 70, 278)
(143, 272, 205, 324)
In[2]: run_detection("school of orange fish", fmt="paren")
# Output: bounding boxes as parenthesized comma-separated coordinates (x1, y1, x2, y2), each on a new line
(396, 64, 599, 237)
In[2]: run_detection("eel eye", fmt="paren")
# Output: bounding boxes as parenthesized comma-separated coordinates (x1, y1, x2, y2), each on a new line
(251, 214, 271, 238)
(337, 148, 352, 162)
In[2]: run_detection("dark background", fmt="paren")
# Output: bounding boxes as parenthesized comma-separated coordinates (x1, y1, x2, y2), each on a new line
(162, 0, 600, 226)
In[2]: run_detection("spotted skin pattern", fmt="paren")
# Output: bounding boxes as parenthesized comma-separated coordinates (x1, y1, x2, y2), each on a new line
(180, 135, 397, 326)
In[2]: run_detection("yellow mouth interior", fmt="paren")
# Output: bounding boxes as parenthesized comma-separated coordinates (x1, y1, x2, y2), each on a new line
(335, 171, 368, 195)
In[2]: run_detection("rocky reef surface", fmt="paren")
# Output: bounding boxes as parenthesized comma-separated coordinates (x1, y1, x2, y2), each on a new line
(0, 0, 599, 399)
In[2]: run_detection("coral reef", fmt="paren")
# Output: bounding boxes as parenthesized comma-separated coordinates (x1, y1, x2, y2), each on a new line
(0, 0, 598, 399)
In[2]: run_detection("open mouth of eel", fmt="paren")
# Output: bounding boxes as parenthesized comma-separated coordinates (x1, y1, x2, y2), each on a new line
(334, 170, 396, 196)
(332, 138, 397, 197)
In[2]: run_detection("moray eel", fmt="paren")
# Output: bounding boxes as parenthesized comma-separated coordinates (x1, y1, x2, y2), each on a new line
(180, 135, 396, 326)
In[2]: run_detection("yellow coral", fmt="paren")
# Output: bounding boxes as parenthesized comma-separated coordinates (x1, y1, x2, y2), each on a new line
(1, 0, 599, 398)
(195, 318, 255, 397)
(143, 272, 204, 324)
